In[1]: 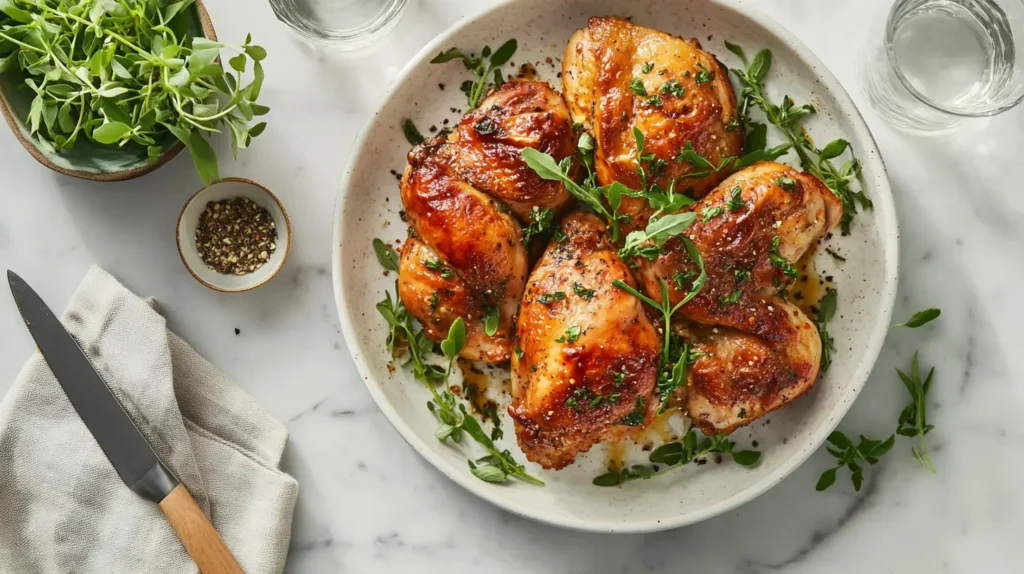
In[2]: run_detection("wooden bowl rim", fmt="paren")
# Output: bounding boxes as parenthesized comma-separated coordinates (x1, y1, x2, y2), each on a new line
(0, 0, 217, 182)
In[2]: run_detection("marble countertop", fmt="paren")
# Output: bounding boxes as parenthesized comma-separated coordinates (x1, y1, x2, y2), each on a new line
(2, 0, 1022, 572)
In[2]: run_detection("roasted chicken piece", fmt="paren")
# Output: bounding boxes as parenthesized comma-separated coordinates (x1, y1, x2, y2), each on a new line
(398, 238, 514, 362)
(562, 16, 744, 231)
(398, 80, 575, 362)
(685, 301, 822, 434)
(638, 162, 842, 432)
(441, 81, 576, 221)
(510, 213, 660, 469)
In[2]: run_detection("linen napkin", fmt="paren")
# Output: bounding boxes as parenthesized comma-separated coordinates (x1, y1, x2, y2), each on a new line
(0, 266, 298, 573)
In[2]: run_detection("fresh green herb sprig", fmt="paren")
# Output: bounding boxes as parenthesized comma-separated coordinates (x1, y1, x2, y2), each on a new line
(726, 43, 871, 234)
(521, 144, 631, 242)
(817, 352, 939, 491)
(613, 244, 707, 413)
(896, 352, 936, 472)
(0, 0, 268, 185)
(631, 128, 694, 216)
(816, 431, 895, 491)
(430, 39, 517, 109)
(892, 308, 941, 329)
(593, 429, 760, 486)
(373, 237, 541, 485)
(816, 288, 837, 372)
(618, 212, 696, 261)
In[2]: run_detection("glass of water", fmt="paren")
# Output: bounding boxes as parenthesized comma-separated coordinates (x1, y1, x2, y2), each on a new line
(269, 0, 409, 50)
(861, 0, 1024, 133)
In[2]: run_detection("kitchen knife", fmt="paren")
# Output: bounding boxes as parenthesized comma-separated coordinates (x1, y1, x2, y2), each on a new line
(7, 271, 243, 574)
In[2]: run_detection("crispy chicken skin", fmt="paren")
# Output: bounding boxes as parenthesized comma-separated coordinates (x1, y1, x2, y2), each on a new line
(400, 141, 528, 362)
(510, 213, 660, 469)
(398, 238, 514, 362)
(686, 303, 821, 434)
(562, 16, 743, 231)
(638, 162, 842, 433)
(398, 80, 575, 363)
(442, 81, 576, 221)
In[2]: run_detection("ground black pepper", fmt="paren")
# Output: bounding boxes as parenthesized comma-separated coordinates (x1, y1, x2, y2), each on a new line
(195, 197, 277, 275)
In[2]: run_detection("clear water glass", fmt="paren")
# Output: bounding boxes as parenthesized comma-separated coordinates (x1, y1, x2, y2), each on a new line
(860, 0, 1024, 133)
(269, 0, 409, 49)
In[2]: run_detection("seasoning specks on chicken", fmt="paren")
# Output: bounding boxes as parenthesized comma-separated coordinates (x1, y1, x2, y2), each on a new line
(638, 162, 843, 433)
(562, 16, 744, 231)
(511, 213, 659, 469)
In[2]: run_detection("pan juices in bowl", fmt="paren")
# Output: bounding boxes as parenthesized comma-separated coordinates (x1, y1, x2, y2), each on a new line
(332, 0, 898, 532)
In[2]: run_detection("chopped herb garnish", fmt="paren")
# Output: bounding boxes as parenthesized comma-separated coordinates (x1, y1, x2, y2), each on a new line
(719, 289, 742, 306)
(701, 206, 725, 222)
(573, 282, 597, 300)
(642, 61, 655, 74)
(523, 207, 555, 246)
(430, 291, 439, 310)
(483, 307, 500, 337)
(694, 63, 714, 84)
(423, 259, 454, 278)
(537, 291, 566, 305)
(556, 325, 582, 344)
(620, 396, 647, 426)
(768, 236, 799, 280)
(660, 80, 685, 97)
(734, 269, 751, 284)
(514, 345, 524, 360)
(647, 94, 664, 107)
(629, 77, 648, 96)
(775, 176, 797, 191)
(402, 118, 426, 145)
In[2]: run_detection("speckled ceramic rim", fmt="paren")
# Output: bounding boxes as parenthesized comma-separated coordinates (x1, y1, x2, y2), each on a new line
(177, 177, 293, 293)
(332, 0, 900, 533)
(0, 0, 216, 182)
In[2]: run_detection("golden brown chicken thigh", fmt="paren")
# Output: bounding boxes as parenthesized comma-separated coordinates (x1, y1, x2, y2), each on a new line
(637, 162, 842, 433)
(398, 80, 575, 362)
(511, 213, 660, 469)
(441, 81, 576, 221)
(562, 16, 744, 231)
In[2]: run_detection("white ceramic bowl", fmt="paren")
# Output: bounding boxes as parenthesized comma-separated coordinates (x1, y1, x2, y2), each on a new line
(332, 0, 899, 532)
(177, 178, 292, 292)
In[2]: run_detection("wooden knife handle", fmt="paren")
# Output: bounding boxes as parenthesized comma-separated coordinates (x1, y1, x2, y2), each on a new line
(158, 484, 244, 574)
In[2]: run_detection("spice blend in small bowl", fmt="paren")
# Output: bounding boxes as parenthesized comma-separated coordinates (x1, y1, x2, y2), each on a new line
(177, 178, 291, 293)
(195, 197, 278, 275)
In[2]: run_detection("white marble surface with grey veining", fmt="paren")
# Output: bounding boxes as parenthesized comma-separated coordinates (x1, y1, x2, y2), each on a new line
(1, 0, 1022, 572)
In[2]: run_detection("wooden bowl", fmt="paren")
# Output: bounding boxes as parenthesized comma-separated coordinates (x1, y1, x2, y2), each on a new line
(0, 1, 216, 182)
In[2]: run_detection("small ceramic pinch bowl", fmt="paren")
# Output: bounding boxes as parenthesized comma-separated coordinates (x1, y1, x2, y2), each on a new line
(177, 178, 292, 292)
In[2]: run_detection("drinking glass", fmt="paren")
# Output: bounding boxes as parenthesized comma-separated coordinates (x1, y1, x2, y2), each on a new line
(269, 0, 409, 50)
(860, 0, 1024, 133)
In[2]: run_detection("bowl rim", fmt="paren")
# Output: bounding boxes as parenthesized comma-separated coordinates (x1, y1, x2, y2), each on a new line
(0, 0, 216, 182)
(177, 176, 293, 293)
(332, 0, 900, 533)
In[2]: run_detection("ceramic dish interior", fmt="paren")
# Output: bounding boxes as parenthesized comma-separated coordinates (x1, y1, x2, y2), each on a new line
(0, 0, 215, 181)
(332, 0, 899, 532)
(178, 178, 291, 292)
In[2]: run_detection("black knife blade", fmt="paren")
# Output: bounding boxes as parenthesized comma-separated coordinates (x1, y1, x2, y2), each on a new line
(7, 270, 178, 503)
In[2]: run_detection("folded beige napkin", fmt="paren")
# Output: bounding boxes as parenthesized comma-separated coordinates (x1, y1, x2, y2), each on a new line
(0, 266, 298, 573)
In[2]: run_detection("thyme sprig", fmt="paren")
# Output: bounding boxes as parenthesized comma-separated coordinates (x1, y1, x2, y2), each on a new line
(593, 429, 760, 486)
(430, 39, 517, 109)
